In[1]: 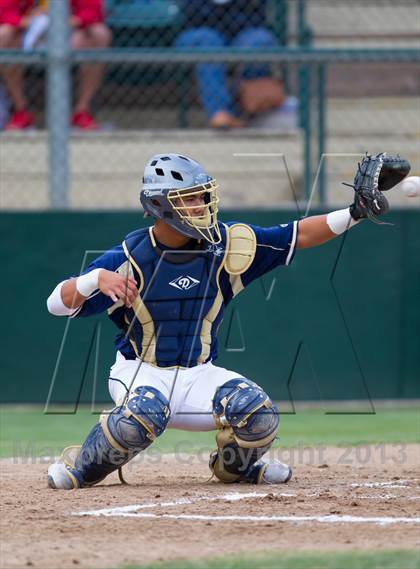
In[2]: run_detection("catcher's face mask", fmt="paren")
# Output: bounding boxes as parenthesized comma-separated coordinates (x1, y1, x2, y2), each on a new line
(168, 180, 221, 245)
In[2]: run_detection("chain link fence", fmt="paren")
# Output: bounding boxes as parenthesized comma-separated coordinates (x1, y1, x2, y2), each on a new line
(304, 0, 420, 48)
(0, 0, 419, 210)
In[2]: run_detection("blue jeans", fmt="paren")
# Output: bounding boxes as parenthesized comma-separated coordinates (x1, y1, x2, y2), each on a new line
(175, 27, 277, 119)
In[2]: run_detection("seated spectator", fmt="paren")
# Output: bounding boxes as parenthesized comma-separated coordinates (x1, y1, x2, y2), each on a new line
(175, 0, 285, 129)
(0, 0, 112, 130)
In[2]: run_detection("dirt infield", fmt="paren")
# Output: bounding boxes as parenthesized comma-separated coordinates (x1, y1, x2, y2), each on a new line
(1, 444, 419, 569)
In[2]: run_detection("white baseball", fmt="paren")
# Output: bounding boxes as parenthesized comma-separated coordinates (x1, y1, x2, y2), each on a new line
(399, 176, 420, 198)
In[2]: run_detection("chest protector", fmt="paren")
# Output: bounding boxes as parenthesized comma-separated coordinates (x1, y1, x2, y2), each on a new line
(119, 223, 256, 368)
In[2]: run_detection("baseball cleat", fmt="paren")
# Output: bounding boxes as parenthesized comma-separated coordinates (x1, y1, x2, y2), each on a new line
(241, 459, 293, 484)
(47, 462, 78, 490)
(258, 460, 293, 484)
(47, 446, 82, 490)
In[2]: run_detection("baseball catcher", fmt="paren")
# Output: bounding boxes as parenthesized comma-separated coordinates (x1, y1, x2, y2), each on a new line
(46, 152, 410, 489)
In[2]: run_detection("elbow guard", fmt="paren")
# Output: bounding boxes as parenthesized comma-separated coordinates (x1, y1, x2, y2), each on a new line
(46, 281, 78, 316)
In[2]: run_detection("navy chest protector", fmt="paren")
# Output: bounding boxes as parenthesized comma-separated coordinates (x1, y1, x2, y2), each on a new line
(116, 223, 256, 368)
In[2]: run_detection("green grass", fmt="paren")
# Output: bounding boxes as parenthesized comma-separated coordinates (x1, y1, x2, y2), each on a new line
(121, 550, 420, 569)
(0, 405, 418, 458)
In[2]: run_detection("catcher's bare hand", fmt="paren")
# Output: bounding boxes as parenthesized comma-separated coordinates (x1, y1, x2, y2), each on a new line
(98, 270, 138, 307)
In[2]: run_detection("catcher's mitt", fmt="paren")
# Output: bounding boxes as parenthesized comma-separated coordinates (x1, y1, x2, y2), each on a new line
(347, 152, 411, 222)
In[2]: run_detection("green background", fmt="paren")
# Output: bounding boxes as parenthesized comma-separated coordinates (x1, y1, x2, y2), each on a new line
(1, 209, 419, 404)
(2, 406, 418, 458)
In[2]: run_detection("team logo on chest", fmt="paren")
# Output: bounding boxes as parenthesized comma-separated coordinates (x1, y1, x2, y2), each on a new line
(169, 275, 200, 291)
(206, 244, 224, 257)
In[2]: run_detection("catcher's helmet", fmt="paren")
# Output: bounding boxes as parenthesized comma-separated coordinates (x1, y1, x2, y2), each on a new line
(140, 153, 221, 244)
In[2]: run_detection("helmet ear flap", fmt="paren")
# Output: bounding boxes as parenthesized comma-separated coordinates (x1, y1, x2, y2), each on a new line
(150, 197, 173, 220)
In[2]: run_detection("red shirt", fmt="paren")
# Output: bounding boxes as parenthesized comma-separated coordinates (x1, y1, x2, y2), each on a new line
(71, 0, 104, 28)
(0, 0, 104, 28)
(0, 0, 34, 27)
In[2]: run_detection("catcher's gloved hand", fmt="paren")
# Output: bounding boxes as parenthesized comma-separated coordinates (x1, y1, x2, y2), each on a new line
(346, 152, 411, 222)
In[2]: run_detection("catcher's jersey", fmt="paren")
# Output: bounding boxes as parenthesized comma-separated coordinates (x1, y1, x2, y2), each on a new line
(71, 220, 297, 368)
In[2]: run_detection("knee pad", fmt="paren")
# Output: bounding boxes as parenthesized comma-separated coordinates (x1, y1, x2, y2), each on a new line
(70, 386, 170, 488)
(213, 379, 279, 448)
(104, 385, 170, 450)
(210, 379, 279, 483)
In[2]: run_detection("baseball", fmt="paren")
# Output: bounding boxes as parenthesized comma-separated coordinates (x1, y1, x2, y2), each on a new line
(399, 176, 420, 198)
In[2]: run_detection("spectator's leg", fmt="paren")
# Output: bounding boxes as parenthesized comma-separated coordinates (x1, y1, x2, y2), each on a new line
(232, 27, 277, 80)
(175, 27, 242, 127)
(71, 23, 112, 127)
(0, 25, 27, 111)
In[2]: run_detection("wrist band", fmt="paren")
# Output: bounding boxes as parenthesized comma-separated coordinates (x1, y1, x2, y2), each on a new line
(326, 208, 360, 235)
(76, 268, 102, 297)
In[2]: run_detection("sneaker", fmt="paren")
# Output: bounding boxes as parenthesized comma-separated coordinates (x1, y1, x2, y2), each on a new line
(248, 96, 298, 131)
(47, 446, 82, 490)
(209, 111, 244, 129)
(241, 459, 293, 484)
(4, 109, 34, 130)
(71, 110, 98, 130)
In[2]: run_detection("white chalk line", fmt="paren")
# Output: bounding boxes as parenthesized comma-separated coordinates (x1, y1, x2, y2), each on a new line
(358, 495, 420, 500)
(74, 491, 420, 526)
(74, 491, 296, 517)
(351, 481, 411, 489)
(85, 512, 420, 526)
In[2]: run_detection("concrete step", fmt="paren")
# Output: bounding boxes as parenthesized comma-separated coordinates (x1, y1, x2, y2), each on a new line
(1, 102, 418, 210)
(0, 129, 302, 210)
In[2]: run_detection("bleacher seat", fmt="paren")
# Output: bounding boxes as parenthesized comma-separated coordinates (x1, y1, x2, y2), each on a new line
(106, 0, 183, 34)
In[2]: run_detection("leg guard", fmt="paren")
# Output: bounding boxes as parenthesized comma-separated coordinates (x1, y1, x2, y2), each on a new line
(48, 386, 170, 489)
(209, 379, 279, 484)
